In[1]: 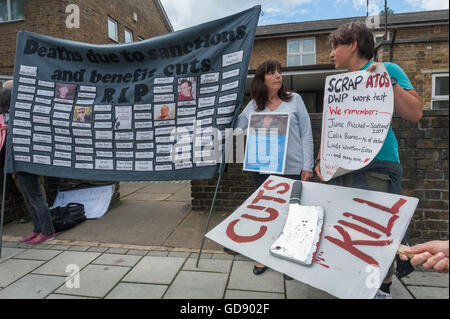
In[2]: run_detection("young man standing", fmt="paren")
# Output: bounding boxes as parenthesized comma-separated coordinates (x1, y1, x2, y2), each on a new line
(315, 22, 422, 299)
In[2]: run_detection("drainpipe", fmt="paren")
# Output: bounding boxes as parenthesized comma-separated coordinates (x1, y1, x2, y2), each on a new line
(389, 29, 397, 62)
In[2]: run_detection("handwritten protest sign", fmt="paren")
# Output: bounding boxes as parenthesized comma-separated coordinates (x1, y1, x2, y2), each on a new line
(320, 64, 394, 181)
(4, 6, 260, 181)
(50, 184, 115, 219)
(206, 175, 418, 299)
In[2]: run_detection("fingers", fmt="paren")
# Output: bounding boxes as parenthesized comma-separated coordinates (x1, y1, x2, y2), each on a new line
(301, 171, 313, 181)
(410, 252, 432, 267)
(314, 165, 324, 181)
(405, 241, 446, 256)
(422, 252, 448, 271)
(399, 254, 409, 261)
(433, 258, 449, 273)
(366, 62, 378, 72)
(411, 251, 449, 273)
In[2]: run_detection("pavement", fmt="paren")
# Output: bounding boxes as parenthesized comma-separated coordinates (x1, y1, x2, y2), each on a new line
(0, 182, 448, 299)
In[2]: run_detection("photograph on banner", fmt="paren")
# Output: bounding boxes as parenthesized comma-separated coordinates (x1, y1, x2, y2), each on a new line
(177, 77, 197, 102)
(243, 112, 290, 174)
(73, 105, 92, 123)
(320, 63, 394, 181)
(205, 175, 419, 299)
(114, 105, 132, 130)
(55, 83, 76, 100)
(154, 103, 176, 121)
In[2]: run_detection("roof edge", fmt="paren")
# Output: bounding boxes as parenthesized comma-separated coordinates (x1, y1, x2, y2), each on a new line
(154, 0, 174, 33)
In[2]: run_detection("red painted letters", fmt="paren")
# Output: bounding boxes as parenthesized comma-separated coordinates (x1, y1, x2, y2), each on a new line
(325, 197, 407, 266)
(226, 179, 290, 243)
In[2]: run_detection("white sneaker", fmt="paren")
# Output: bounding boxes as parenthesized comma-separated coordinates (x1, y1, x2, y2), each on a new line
(374, 289, 392, 299)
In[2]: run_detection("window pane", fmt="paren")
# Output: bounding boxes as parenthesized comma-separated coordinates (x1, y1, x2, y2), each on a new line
(287, 40, 300, 54)
(108, 18, 117, 40)
(435, 76, 449, 96)
(11, 0, 24, 20)
(432, 100, 449, 109)
(125, 29, 133, 43)
(302, 39, 315, 52)
(287, 55, 301, 67)
(0, 0, 8, 22)
(302, 53, 315, 65)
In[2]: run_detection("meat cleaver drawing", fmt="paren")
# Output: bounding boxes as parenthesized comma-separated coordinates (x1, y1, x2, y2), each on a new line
(270, 181, 325, 265)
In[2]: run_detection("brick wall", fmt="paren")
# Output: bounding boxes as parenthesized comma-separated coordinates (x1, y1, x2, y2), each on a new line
(0, 0, 171, 75)
(191, 110, 449, 244)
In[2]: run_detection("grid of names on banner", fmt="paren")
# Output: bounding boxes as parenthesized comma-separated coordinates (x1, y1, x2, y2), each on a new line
(11, 52, 244, 172)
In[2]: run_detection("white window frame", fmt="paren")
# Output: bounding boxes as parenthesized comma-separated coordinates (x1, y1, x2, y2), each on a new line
(287, 37, 316, 67)
(124, 28, 133, 43)
(0, 0, 25, 23)
(108, 17, 118, 42)
(431, 73, 449, 110)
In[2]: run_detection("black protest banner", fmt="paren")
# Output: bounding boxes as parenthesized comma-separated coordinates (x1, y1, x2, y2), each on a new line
(5, 6, 260, 181)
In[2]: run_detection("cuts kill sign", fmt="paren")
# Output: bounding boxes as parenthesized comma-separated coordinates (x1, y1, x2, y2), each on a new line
(320, 64, 394, 181)
(206, 175, 419, 299)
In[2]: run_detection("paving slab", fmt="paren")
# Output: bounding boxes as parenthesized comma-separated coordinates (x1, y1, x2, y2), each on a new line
(124, 193, 171, 201)
(224, 290, 284, 299)
(163, 271, 228, 299)
(0, 274, 66, 299)
(401, 271, 449, 288)
(227, 261, 284, 293)
(406, 286, 449, 299)
(55, 201, 191, 246)
(31, 251, 101, 276)
(391, 275, 413, 299)
(0, 247, 26, 263)
(285, 279, 337, 299)
(55, 264, 130, 298)
(0, 259, 44, 288)
(165, 187, 192, 201)
(46, 294, 94, 299)
(132, 183, 188, 194)
(183, 257, 232, 273)
(122, 256, 186, 284)
(92, 253, 142, 267)
(14, 249, 63, 261)
(163, 211, 227, 250)
(105, 282, 167, 299)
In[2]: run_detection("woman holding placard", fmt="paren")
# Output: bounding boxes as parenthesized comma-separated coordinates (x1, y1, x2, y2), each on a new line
(234, 60, 314, 277)
(314, 22, 422, 299)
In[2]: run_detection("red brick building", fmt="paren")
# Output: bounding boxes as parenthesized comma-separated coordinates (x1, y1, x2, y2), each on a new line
(0, 0, 173, 84)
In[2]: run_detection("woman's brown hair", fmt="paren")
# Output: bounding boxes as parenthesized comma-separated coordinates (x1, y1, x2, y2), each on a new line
(251, 60, 292, 111)
(328, 22, 375, 60)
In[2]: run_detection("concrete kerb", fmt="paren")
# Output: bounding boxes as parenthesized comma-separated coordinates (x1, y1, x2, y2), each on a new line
(1, 235, 224, 255)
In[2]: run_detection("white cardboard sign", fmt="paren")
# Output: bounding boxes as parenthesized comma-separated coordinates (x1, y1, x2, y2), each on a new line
(50, 184, 115, 219)
(206, 175, 418, 299)
(320, 64, 394, 181)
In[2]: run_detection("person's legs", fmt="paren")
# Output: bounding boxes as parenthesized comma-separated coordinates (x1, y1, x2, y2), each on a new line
(16, 173, 41, 234)
(16, 172, 54, 236)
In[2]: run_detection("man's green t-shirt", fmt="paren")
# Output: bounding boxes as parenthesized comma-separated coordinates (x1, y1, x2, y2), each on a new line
(361, 61, 414, 163)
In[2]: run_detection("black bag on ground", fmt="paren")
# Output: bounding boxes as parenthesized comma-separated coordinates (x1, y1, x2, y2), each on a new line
(51, 203, 86, 232)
